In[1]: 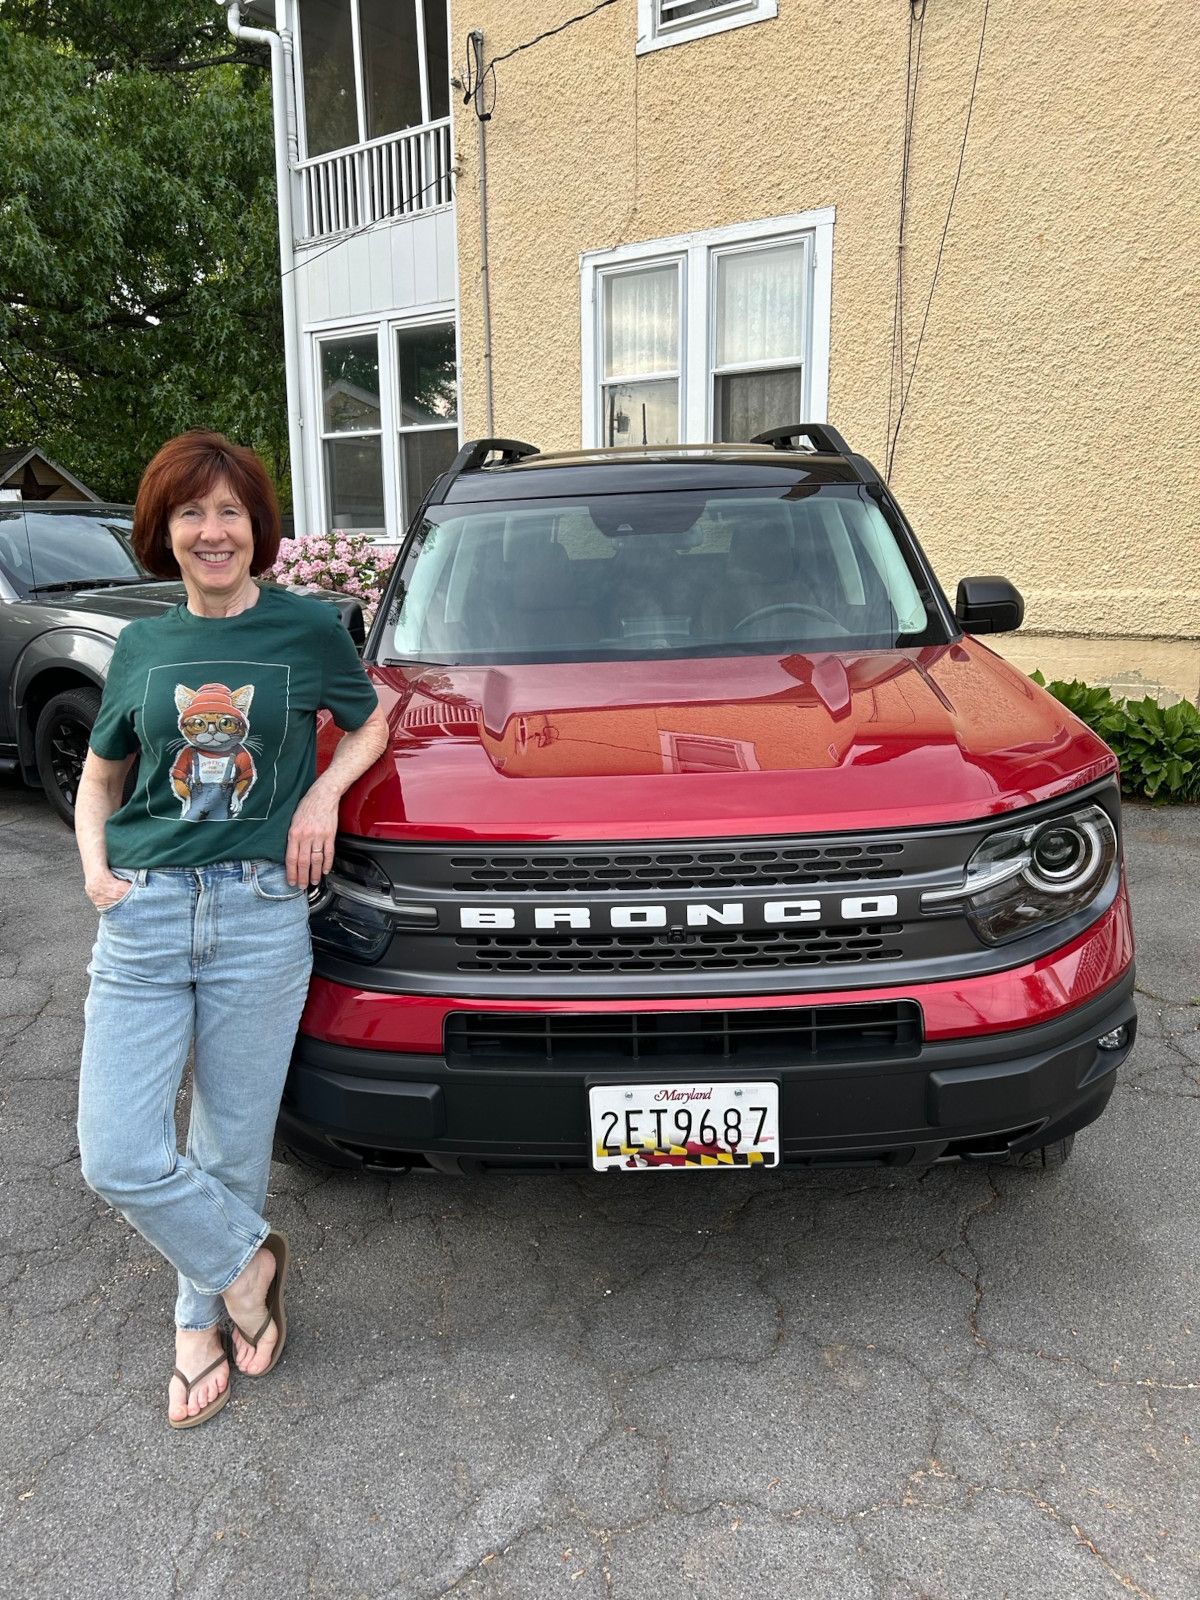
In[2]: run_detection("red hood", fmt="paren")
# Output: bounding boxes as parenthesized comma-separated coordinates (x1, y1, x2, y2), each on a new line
(323, 640, 1115, 842)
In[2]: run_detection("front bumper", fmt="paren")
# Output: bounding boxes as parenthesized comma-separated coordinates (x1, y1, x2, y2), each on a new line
(279, 972, 1136, 1174)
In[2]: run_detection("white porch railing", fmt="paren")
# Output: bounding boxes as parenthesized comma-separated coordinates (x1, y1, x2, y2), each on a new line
(296, 118, 453, 242)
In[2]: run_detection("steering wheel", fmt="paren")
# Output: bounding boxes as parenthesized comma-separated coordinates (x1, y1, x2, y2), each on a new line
(731, 601, 846, 636)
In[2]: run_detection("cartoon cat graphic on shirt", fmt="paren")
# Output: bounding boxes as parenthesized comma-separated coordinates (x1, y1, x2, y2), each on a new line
(170, 682, 260, 822)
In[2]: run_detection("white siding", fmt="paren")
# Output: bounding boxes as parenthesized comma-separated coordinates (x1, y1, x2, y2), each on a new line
(293, 207, 456, 327)
(294, 208, 459, 539)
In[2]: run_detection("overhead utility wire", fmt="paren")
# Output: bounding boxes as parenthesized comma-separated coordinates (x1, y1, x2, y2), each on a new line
(290, 5, 621, 278)
(488, 0, 620, 67)
(280, 168, 456, 279)
(887, 0, 991, 480)
(886, 0, 927, 464)
(462, 0, 620, 118)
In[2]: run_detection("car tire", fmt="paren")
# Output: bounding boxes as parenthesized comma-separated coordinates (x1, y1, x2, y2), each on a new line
(35, 687, 102, 827)
(1001, 1134, 1075, 1171)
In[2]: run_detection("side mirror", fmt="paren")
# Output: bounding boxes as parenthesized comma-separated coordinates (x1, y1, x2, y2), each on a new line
(955, 576, 1024, 635)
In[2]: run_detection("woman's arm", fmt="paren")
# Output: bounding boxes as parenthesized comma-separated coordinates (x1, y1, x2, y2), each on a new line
(75, 751, 137, 909)
(285, 704, 390, 887)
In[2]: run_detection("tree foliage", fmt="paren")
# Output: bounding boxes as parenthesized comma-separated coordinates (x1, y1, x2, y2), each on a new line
(0, 3, 289, 503)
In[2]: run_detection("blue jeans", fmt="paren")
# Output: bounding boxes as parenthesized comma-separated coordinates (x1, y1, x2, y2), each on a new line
(77, 860, 312, 1329)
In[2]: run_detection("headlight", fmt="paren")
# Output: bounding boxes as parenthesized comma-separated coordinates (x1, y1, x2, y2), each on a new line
(308, 849, 436, 964)
(923, 802, 1118, 945)
(310, 894, 395, 963)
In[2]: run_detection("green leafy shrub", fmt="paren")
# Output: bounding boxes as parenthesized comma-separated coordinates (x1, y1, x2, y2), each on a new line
(1031, 673, 1200, 802)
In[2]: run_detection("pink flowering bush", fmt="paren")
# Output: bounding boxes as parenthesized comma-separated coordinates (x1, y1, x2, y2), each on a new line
(270, 531, 390, 619)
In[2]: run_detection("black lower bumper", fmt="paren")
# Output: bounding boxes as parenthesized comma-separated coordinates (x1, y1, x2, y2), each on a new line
(279, 976, 1136, 1174)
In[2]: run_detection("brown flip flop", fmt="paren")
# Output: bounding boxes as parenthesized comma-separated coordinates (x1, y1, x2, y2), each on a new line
(231, 1230, 289, 1376)
(169, 1332, 232, 1430)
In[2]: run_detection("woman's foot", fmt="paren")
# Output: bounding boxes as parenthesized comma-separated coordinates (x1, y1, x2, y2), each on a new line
(223, 1242, 279, 1375)
(169, 1327, 230, 1424)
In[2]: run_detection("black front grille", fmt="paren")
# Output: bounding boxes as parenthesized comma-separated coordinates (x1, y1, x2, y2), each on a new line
(456, 923, 905, 975)
(446, 840, 907, 893)
(445, 1001, 923, 1069)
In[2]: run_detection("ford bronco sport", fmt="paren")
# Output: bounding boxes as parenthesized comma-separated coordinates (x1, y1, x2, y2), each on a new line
(285, 424, 1136, 1175)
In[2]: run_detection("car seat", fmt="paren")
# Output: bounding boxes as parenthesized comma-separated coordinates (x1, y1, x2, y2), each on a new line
(503, 521, 598, 649)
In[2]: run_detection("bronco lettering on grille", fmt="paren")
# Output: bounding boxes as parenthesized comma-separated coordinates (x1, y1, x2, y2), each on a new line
(459, 895, 899, 931)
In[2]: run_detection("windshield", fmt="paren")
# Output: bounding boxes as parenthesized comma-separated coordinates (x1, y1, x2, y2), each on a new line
(0, 510, 141, 597)
(381, 485, 950, 664)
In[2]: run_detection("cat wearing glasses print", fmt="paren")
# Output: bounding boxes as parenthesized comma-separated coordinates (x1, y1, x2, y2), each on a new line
(170, 681, 259, 822)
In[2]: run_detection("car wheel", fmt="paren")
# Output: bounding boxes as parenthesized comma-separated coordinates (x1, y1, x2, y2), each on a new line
(1002, 1134, 1075, 1171)
(34, 687, 101, 827)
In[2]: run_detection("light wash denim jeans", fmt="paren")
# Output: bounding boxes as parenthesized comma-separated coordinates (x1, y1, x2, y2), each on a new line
(78, 860, 312, 1329)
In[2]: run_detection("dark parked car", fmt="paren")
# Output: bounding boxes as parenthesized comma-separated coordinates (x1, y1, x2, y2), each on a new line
(0, 500, 365, 824)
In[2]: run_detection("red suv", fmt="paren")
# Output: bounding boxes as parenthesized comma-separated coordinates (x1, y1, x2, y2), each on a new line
(285, 425, 1135, 1175)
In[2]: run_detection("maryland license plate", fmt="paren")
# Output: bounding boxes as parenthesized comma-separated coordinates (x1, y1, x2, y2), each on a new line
(589, 1082, 780, 1171)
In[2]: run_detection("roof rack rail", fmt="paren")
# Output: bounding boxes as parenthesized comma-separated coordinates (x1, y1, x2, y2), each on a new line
(430, 436, 539, 505)
(450, 437, 539, 474)
(750, 423, 852, 456)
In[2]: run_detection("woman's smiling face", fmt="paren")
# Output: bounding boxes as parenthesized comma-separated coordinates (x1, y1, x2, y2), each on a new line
(167, 479, 256, 605)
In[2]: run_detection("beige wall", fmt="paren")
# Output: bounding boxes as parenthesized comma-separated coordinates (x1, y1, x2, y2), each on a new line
(450, 0, 1200, 701)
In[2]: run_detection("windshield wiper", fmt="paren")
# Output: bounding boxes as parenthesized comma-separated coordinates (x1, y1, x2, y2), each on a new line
(29, 576, 147, 595)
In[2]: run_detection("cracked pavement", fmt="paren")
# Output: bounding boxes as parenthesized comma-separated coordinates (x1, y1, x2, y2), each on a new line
(1, 778, 1197, 1600)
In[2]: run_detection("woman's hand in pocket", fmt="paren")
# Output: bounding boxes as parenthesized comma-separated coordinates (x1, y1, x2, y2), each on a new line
(86, 872, 132, 912)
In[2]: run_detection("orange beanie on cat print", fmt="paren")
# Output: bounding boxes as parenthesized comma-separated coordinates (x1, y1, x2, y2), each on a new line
(181, 683, 245, 718)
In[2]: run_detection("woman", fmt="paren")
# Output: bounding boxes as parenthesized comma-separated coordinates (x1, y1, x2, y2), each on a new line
(75, 431, 389, 1429)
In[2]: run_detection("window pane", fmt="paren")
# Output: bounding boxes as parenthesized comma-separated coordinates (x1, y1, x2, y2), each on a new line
(716, 242, 805, 367)
(401, 427, 459, 523)
(714, 365, 803, 443)
(386, 486, 950, 664)
(603, 266, 678, 378)
(298, 0, 358, 156)
(5, 513, 138, 593)
(325, 438, 385, 530)
(359, 0, 423, 139)
(602, 380, 679, 446)
(423, 0, 450, 120)
(660, 0, 751, 25)
(397, 325, 458, 425)
(322, 336, 382, 432)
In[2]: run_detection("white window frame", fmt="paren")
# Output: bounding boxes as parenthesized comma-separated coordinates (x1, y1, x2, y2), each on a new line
(581, 209, 834, 449)
(293, 0, 447, 163)
(594, 253, 687, 448)
(310, 304, 460, 536)
(635, 0, 777, 57)
(659, 730, 761, 773)
(313, 325, 388, 535)
(393, 313, 461, 526)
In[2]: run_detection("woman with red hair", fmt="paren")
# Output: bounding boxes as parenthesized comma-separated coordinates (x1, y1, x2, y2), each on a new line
(73, 431, 389, 1428)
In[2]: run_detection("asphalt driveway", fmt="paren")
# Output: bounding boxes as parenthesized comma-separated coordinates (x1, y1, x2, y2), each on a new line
(1, 777, 1197, 1600)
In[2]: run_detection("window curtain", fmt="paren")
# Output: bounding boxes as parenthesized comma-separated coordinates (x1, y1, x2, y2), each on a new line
(716, 242, 805, 367)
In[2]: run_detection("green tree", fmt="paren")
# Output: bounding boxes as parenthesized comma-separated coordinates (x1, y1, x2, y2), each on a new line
(0, 3, 289, 504)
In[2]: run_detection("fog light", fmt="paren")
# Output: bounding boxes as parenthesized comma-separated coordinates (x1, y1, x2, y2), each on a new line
(1098, 1026, 1129, 1050)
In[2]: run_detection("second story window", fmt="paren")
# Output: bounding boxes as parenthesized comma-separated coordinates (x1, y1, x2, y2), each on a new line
(298, 0, 449, 158)
(637, 0, 777, 55)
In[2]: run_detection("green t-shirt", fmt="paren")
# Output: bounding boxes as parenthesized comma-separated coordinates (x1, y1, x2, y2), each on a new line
(89, 585, 378, 869)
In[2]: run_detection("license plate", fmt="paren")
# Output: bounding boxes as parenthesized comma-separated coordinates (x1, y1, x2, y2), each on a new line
(589, 1081, 779, 1172)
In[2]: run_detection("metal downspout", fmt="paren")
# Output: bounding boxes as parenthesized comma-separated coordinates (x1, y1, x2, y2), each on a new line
(223, 3, 308, 534)
(469, 31, 495, 435)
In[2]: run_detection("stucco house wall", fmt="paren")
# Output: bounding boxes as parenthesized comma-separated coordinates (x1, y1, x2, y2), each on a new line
(449, 0, 1199, 701)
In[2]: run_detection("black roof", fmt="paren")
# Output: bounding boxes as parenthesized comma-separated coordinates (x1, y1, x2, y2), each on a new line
(12, 500, 132, 515)
(439, 443, 871, 506)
